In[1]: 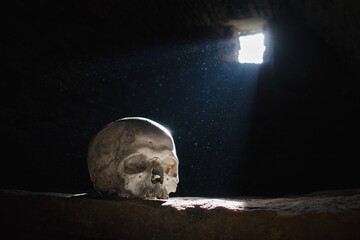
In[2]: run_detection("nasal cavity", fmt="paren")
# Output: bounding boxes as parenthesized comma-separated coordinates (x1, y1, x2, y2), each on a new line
(151, 167, 163, 184)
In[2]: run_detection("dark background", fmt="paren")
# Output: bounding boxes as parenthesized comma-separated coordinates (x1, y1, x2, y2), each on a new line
(1, 0, 359, 197)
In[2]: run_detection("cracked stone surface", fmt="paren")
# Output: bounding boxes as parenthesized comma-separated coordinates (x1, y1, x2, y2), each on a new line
(1, 189, 360, 239)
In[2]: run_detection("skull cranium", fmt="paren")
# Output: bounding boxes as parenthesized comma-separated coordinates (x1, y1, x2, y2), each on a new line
(87, 117, 179, 199)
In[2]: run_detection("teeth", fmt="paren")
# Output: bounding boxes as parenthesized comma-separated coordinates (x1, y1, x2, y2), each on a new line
(153, 175, 160, 180)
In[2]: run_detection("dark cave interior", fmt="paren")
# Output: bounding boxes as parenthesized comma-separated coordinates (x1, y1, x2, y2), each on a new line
(1, 0, 360, 198)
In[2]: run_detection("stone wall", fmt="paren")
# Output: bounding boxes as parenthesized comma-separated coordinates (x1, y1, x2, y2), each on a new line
(1, 0, 359, 197)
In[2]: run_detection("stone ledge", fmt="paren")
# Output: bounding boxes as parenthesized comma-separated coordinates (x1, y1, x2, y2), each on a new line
(1, 189, 360, 239)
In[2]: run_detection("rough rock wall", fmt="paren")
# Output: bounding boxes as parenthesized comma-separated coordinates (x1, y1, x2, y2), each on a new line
(287, 0, 360, 79)
(1, 0, 359, 196)
(1, 189, 360, 240)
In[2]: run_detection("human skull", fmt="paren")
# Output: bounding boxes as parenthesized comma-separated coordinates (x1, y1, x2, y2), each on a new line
(87, 117, 179, 199)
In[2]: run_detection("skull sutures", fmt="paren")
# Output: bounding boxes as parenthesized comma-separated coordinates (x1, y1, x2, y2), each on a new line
(87, 117, 179, 199)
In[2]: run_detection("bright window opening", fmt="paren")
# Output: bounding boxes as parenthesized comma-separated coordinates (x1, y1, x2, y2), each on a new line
(238, 33, 266, 64)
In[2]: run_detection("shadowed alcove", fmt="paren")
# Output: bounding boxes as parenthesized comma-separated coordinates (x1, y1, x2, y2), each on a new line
(1, 0, 360, 239)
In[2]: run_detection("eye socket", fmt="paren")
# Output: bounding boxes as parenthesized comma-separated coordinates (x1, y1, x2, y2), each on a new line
(124, 154, 147, 174)
(164, 157, 178, 177)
